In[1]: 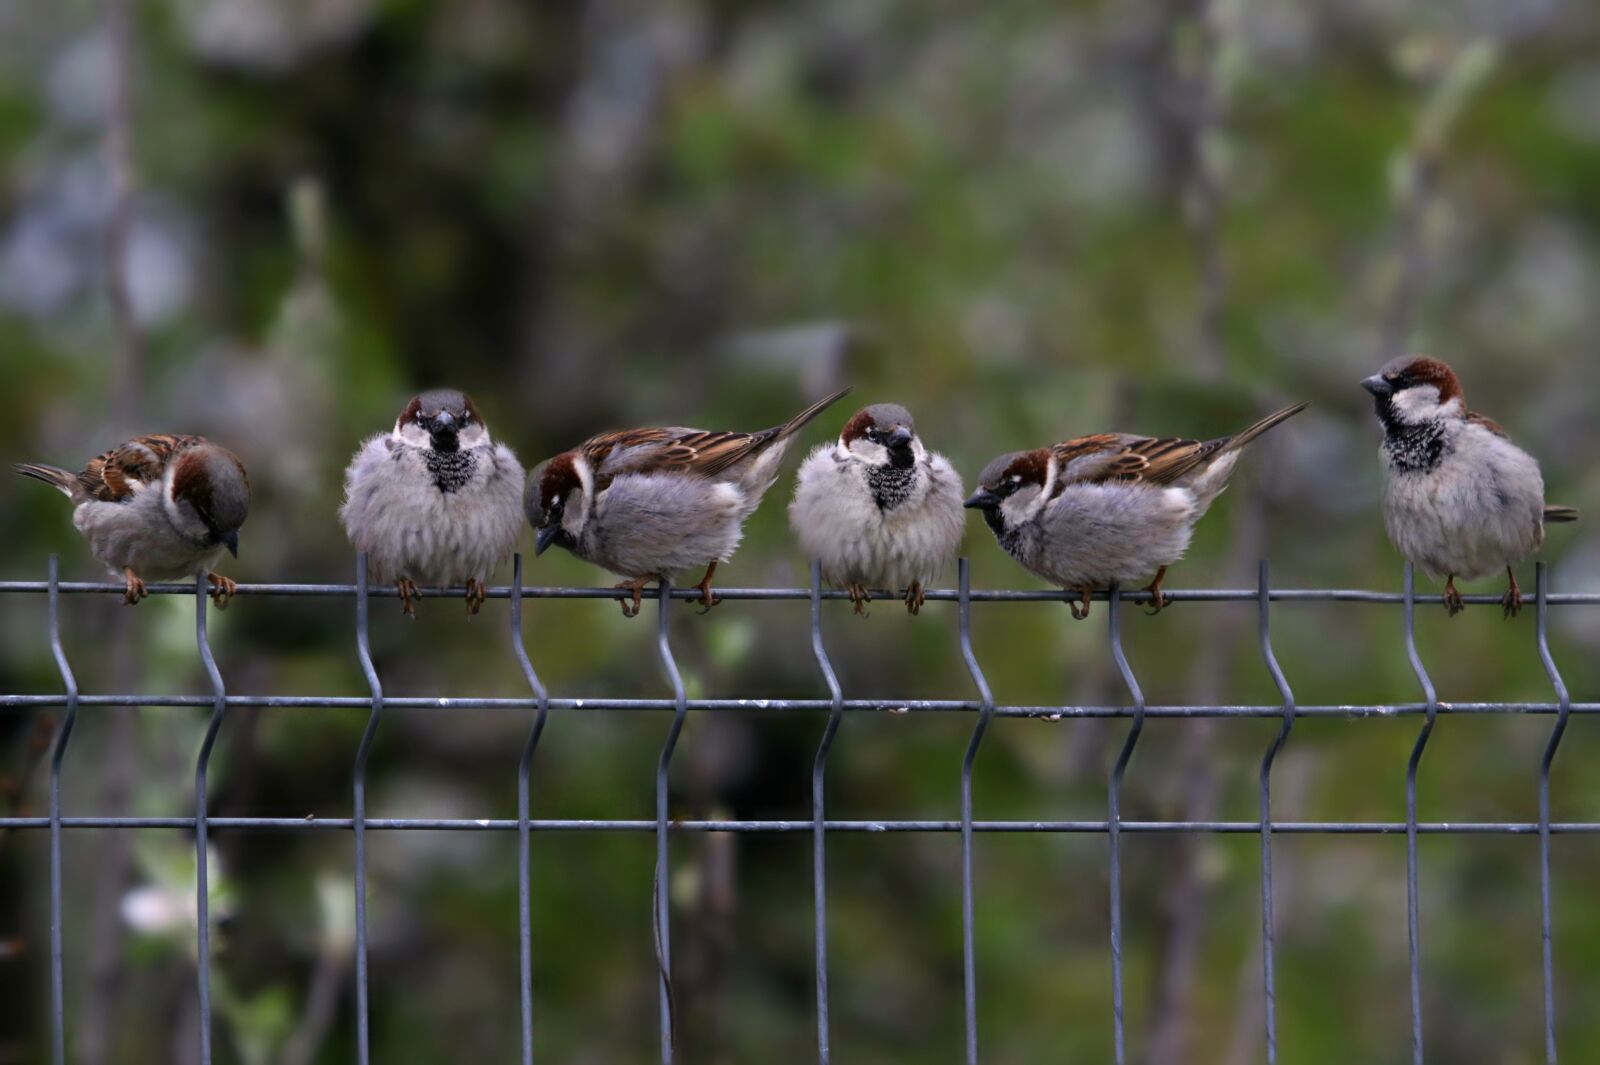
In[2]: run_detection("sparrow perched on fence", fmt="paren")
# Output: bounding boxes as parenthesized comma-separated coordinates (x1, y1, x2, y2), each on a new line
(528, 388, 851, 617)
(340, 389, 525, 617)
(1361, 355, 1577, 617)
(16, 434, 250, 606)
(964, 403, 1306, 619)
(788, 403, 964, 614)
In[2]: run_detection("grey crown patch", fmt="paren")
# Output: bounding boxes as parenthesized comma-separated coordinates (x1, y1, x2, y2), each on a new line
(1383, 421, 1450, 474)
(424, 448, 478, 493)
(866, 464, 917, 511)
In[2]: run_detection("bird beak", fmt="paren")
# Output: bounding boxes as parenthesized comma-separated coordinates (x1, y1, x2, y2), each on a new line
(887, 426, 913, 450)
(964, 488, 1000, 510)
(433, 411, 457, 431)
(221, 530, 239, 558)
(1360, 374, 1393, 398)
(535, 524, 561, 556)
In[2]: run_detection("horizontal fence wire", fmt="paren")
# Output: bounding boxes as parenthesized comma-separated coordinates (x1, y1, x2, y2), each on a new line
(9, 555, 1589, 1065)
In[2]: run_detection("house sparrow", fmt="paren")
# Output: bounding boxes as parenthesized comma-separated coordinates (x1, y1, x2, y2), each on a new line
(1361, 355, 1577, 617)
(788, 403, 964, 615)
(964, 403, 1306, 619)
(528, 388, 851, 617)
(16, 434, 250, 606)
(340, 389, 525, 616)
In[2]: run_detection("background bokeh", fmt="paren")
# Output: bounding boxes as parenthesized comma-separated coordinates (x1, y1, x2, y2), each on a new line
(2, 2, 1599, 1063)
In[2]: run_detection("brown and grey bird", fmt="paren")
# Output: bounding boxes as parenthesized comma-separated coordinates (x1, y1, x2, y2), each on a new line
(1362, 355, 1577, 617)
(16, 433, 250, 606)
(965, 404, 1306, 619)
(528, 389, 850, 616)
(789, 403, 965, 614)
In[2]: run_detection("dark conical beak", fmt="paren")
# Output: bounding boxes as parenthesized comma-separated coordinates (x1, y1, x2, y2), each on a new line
(535, 524, 561, 556)
(221, 530, 239, 558)
(1360, 375, 1393, 398)
(887, 426, 913, 450)
(964, 488, 1000, 510)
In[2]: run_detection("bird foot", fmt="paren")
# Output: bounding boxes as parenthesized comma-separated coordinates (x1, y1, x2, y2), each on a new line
(615, 576, 656, 619)
(904, 582, 925, 616)
(205, 572, 237, 610)
(122, 568, 147, 606)
(693, 562, 722, 615)
(1502, 570, 1522, 619)
(1443, 577, 1464, 617)
(1143, 566, 1170, 616)
(1068, 587, 1093, 621)
(464, 578, 487, 616)
(847, 583, 871, 617)
(397, 578, 419, 618)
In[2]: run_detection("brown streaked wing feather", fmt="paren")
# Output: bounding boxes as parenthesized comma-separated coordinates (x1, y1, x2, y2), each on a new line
(78, 433, 204, 502)
(1050, 433, 1213, 487)
(1466, 410, 1508, 438)
(581, 426, 768, 486)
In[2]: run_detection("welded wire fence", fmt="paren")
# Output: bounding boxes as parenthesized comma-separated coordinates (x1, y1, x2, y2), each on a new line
(3, 554, 1591, 1065)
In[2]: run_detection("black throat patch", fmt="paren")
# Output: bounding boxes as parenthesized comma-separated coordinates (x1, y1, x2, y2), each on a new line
(866, 464, 917, 511)
(1382, 420, 1450, 474)
(424, 447, 478, 493)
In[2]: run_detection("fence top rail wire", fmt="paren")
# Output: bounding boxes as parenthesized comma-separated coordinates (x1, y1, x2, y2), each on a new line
(2, 578, 1598, 606)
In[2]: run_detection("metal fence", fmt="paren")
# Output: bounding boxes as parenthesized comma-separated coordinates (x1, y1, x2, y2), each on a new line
(3, 553, 1591, 1065)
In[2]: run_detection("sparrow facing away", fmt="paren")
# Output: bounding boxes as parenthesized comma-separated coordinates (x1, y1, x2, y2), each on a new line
(1362, 355, 1577, 617)
(964, 403, 1307, 619)
(789, 403, 964, 615)
(528, 388, 851, 617)
(340, 389, 526, 616)
(16, 434, 250, 606)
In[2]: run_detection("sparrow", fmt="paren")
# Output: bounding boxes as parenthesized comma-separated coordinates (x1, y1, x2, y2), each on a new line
(528, 388, 851, 617)
(340, 389, 525, 617)
(1361, 355, 1577, 617)
(16, 434, 250, 606)
(788, 403, 964, 614)
(964, 403, 1306, 619)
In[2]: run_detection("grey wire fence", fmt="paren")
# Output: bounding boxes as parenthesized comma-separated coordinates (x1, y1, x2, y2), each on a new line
(4, 554, 1591, 1065)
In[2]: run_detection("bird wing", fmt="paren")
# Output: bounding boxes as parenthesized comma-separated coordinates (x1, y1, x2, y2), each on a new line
(1466, 410, 1508, 438)
(79, 433, 205, 502)
(1049, 433, 1221, 489)
(583, 426, 778, 486)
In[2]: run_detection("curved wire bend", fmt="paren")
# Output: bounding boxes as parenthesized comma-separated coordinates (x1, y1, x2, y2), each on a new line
(510, 555, 550, 1065)
(193, 569, 227, 1065)
(1106, 582, 1145, 1065)
(1402, 563, 1439, 1065)
(351, 555, 385, 1065)
(46, 556, 79, 1065)
(1534, 563, 1569, 1065)
(957, 558, 996, 1065)
(1256, 560, 1296, 1064)
(808, 561, 843, 1064)
(653, 576, 687, 1064)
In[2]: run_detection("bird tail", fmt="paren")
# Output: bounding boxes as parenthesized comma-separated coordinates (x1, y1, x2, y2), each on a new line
(14, 462, 79, 498)
(1545, 504, 1579, 524)
(771, 386, 852, 444)
(1223, 401, 1309, 453)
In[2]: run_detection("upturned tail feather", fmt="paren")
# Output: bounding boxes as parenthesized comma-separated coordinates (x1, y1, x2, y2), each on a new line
(1545, 504, 1579, 524)
(1222, 401, 1310, 453)
(767, 386, 852, 446)
(13, 462, 78, 497)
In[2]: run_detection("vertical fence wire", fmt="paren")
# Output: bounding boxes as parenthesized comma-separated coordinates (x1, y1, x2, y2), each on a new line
(1106, 583, 1145, 1065)
(957, 558, 995, 1065)
(1534, 562, 1569, 1065)
(1402, 563, 1438, 1065)
(653, 577, 686, 1064)
(45, 555, 77, 1065)
(510, 555, 550, 1065)
(808, 561, 843, 1064)
(351, 556, 384, 1065)
(192, 572, 227, 1065)
(1256, 559, 1296, 1065)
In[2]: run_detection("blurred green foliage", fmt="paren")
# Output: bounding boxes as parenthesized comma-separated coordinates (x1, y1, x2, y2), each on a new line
(1, 1, 1599, 1063)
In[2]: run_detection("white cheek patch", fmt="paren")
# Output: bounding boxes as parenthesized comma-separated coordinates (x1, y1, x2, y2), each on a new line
(456, 422, 490, 449)
(395, 421, 433, 448)
(1391, 385, 1451, 422)
(845, 438, 890, 465)
(1000, 484, 1044, 526)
